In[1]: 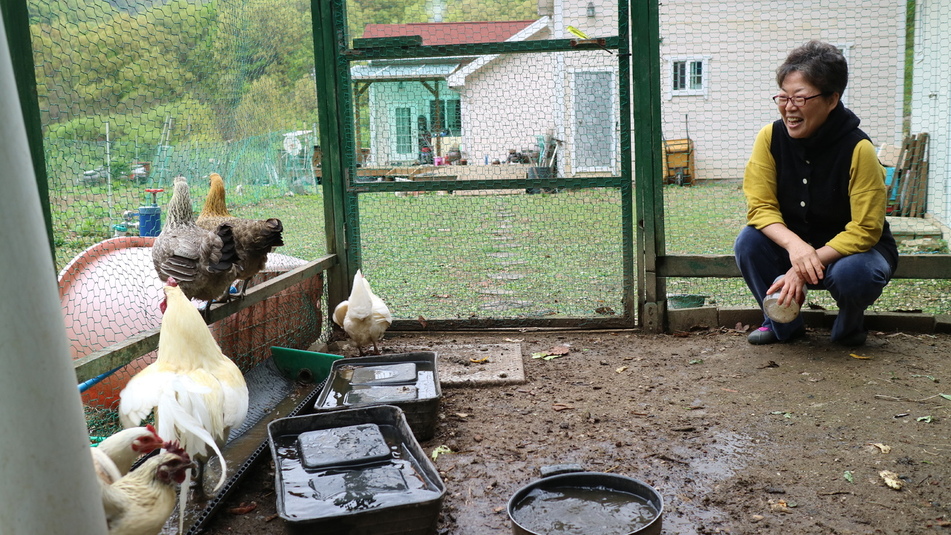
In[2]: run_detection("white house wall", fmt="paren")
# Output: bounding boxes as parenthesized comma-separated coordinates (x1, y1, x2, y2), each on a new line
(459, 50, 556, 164)
(658, 0, 905, 180)
(910, 0, 951, 227)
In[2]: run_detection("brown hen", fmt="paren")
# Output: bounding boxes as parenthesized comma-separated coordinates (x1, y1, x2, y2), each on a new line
(152, 176, 241, 317)
(196, 172, 284, 297)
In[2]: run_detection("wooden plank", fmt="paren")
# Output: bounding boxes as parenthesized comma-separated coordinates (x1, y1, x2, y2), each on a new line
(657, 254, 951, 279)
(904, 134, 926, 217)
(352, 36, 424, 49)
(909, 133, 929, 218)
(896, 135, 917, 216)
(887, 135, 911, 213)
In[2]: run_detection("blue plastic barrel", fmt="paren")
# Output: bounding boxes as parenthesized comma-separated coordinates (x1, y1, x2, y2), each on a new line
(139, 205, 162, 237)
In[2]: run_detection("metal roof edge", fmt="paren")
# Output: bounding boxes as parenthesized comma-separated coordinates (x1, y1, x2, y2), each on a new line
(447, 16, 551, 89)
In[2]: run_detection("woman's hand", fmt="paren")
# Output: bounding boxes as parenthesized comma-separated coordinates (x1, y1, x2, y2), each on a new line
(767, 270, 808, 307)
(786, 240, 825, 285)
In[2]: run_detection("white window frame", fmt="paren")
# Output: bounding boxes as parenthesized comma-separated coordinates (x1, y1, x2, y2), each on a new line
(391, 106, 416, 160)
(831, 42, 853, 107)
(665, 55, 710, 100)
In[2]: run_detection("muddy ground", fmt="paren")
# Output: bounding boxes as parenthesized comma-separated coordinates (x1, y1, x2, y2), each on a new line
(203, 326, 951, 534)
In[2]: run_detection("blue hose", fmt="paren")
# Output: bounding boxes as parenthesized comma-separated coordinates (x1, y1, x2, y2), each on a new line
(77, 365, 124, 393)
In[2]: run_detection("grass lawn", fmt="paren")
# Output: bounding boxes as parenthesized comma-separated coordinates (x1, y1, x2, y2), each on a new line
(54, 179, 951, 318)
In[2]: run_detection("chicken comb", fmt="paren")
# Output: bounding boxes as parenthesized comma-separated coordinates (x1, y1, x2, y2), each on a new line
(145, 423, 161, 441)
(163, 440, 190, 461)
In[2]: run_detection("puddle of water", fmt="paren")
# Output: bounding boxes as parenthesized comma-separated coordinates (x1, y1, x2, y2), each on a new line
(511, 485, 658, 535)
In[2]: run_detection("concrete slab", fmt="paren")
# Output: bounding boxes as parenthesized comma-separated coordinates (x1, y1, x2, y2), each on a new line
(401, 342, 525, 387)
(887, 216, 945, 241)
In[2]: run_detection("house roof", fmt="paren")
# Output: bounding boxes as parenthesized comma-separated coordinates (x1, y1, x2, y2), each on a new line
(361, 20, 536, 46)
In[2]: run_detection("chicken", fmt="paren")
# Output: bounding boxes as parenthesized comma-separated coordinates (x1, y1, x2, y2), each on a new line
(100, 441, 193, 535)
(196, 172, 284, 297)
(333, 269, 392, 356)
(118, 278, 249, 531)
(152, 176, 241, 318)
(91, 425, 164, 485)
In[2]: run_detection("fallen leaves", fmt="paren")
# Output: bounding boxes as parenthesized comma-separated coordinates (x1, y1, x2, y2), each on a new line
(879, 470, 904, 490)
(469, 356, 490, 363)
(552, 403, 575, 411)
(532, 345, 571, 361)
(870, 442, 892, 454)
(768, 499, 796, 513)
(850, 353, 872, 360)
(228, 502, 257, 515)
(431, 445, 453, 461)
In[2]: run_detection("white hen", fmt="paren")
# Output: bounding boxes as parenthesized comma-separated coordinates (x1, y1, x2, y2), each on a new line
(100, 442, 193, 535)
(118, 278, 249, 532)
(90, 425, 164, 485)
(333, 269, 392, 356)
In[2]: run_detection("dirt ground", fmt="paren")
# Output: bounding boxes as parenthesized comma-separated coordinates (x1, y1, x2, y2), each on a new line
(203, 326, 951, 534)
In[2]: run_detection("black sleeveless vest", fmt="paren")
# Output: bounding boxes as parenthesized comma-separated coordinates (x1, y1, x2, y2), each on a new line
(769, 104, 898, 270)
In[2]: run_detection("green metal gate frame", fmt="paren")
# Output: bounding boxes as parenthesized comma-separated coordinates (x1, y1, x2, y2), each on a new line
(312, 0, 667, 332)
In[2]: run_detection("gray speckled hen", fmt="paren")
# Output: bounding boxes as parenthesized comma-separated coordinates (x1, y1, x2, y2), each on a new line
(152, 176, 241, 317)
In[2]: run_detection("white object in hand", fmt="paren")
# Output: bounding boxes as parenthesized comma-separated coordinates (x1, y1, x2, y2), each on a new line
(763, 275, 804, 323)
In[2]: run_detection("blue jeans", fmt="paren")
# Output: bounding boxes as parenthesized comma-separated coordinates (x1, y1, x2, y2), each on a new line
(733, 226, 894, 341)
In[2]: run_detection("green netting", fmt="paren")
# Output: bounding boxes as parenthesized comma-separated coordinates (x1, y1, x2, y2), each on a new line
(16, 0, 951, 436)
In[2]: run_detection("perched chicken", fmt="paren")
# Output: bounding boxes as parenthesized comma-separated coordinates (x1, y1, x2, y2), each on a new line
(152, 176, 241, 318)
(333, 269, 392, 356)
(118, 278, 249, 531)
(196, 172, 284, 297)
(100, 441, 193, 535)
(91, 425, 164, 485)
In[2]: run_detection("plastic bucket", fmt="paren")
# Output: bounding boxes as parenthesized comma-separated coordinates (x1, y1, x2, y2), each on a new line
(138, 205, 161, 237)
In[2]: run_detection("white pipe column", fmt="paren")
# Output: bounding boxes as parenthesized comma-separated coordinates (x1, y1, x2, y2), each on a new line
(0, 11, 109, 534)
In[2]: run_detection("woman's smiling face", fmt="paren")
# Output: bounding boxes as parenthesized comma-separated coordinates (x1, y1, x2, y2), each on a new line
(777, 70, 839, 139)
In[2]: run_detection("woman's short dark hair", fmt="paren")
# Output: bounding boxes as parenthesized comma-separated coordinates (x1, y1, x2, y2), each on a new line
(776, 40, 848, 96)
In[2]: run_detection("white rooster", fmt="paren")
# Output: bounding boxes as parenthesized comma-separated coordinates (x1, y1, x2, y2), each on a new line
(333, 269, 392, 356)
(118, 277, 249, 531)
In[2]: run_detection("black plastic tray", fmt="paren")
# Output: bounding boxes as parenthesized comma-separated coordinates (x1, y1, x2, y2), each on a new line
(268, 405, 446, 535)
(312, 352, 441, 441)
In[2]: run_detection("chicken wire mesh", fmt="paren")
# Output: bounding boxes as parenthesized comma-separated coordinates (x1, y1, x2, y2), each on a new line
(25, 0, 326, 432)
(329, 0, 635, 326)
(14, 0, 951, 429)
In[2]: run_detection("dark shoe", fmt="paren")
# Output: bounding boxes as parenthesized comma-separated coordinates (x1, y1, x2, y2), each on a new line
(748, 327, 778, 345)
(747, 325, 806, 345)
(834, 330, 867, 347)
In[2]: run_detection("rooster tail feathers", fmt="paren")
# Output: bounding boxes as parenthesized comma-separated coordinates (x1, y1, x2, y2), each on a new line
(157, 378, 228, 490)
(345, 269, 380, 317)
(178, 469, 190, 534)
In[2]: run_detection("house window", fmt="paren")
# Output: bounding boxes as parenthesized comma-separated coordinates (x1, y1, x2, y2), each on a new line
(394, 107, 413, 156)
(429, 99, 461, 136)
(668, 55, 709, 98)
